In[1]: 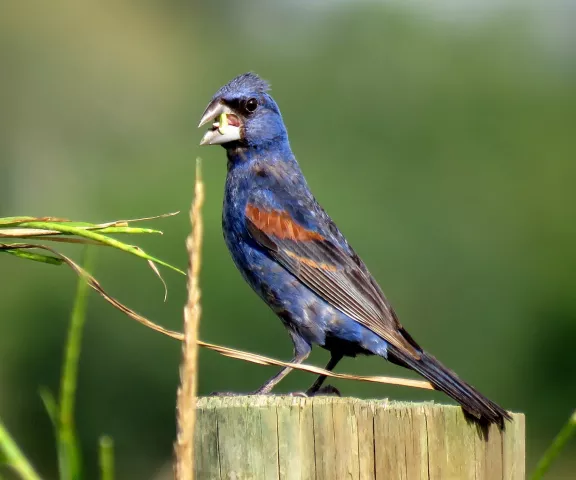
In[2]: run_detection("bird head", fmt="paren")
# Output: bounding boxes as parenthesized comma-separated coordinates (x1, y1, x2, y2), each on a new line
(198, 73, 287, 149)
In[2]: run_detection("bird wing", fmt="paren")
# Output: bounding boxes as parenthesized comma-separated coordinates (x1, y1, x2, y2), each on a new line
(245, 189, 421, 359)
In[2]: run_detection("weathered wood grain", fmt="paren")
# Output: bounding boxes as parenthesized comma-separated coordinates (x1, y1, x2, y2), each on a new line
(194, 396, 524, 480)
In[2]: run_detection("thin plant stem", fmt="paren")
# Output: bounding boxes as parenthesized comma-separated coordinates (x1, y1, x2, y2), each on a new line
(0, 419, 41, 480)
(58, 248, 95, 480)
(174, 158, 204, 479)
(15, 221, 184, 275)
(99, 436, 114, 480)
(531, 409, 576, 480)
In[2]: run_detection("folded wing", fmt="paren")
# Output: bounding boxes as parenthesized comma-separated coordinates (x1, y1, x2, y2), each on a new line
(245, 196, 421, 359)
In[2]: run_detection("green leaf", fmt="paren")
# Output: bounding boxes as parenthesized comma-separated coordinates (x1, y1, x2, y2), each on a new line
(91, 226, 163, 235)
(39, 387, 59, 429)
(0, 217, 43, 226)
(99, 436, 114, 480)
(18, 222, 184, 275)
(1, 248, 63, 265)
(0, 216, 69, 226)
(56, 248, 95, 480)
(531, 409, 576, 480)
(40, 386, 83, 480)
(0, 418, 41, 480)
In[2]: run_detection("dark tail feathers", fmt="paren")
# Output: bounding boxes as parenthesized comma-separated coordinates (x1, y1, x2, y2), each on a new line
(388, 346, 511, 428)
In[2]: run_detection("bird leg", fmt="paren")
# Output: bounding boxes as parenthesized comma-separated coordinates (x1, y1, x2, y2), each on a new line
(253, 333, 311, 395)
(305, 352, 343, 396)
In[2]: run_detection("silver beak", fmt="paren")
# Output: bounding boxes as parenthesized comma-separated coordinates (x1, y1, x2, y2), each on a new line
(198, 100, 242, 146)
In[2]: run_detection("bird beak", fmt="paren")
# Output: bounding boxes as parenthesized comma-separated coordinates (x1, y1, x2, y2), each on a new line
(198, 100, 242, 146)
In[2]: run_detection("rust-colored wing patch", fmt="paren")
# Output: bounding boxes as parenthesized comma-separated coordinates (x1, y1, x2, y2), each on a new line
(246, 204, 325, 242)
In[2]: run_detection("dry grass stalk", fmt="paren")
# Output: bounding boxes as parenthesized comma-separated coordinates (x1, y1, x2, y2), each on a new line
(174, 158, 204, 480)
(3, 243, 432, 391)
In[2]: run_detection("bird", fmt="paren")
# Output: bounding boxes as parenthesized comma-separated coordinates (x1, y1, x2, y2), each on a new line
(198, 72, 510, 427)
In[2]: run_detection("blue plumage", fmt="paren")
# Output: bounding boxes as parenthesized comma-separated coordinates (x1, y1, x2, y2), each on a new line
(199, 72, 509, 427)
(223, 143, 389, 358)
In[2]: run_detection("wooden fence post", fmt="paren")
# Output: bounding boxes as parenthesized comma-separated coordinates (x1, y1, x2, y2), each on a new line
(194, 396, 525, 480)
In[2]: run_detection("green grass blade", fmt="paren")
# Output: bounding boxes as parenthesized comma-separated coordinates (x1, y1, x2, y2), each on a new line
(531, 409, 576, 480)
(1, 248, 64, 265)
(87, 226, 162, 235)
(0, 226, 163, 238)
(39, 387, 59, 429)
(0, 217, 45, 226)
(0, 419, 41, 480)
(98, 436, 114, 480)
(17, 222, 184, 275)
(57, 248, 95, 480)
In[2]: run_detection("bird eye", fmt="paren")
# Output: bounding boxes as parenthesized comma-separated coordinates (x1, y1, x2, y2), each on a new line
(245, 98, 258, 113)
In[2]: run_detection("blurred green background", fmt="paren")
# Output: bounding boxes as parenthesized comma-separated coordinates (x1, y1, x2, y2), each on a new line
(1, 1, 575, 478)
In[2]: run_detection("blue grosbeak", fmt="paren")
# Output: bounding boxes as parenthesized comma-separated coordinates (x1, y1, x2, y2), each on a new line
(199, 73, 509, 426)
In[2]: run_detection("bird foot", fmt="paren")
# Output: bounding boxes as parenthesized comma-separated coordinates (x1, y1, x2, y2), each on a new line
(209, 389, 281, 397)
(306, 384, 341, 397)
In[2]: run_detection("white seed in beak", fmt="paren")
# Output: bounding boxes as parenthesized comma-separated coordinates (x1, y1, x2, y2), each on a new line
(198, 101, 242, 146)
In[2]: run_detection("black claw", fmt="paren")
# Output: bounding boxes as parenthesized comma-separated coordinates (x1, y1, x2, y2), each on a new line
(307, 385, 341, 397)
